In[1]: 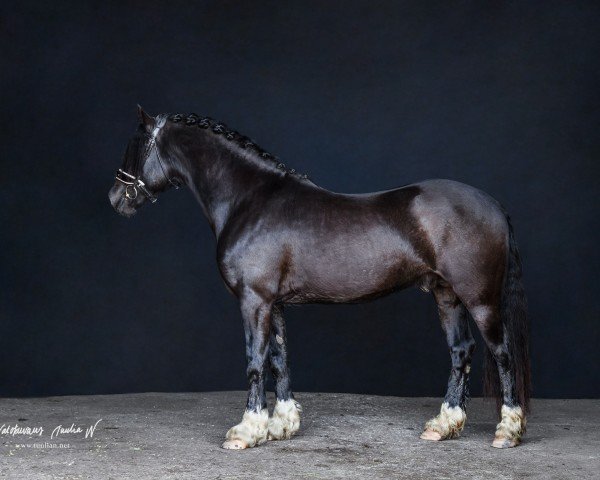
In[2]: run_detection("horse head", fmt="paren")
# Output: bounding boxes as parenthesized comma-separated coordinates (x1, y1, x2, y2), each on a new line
(109, 106, 182, 217)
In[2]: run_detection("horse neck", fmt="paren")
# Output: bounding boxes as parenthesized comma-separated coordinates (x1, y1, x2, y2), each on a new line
(167, 130, 283, 237)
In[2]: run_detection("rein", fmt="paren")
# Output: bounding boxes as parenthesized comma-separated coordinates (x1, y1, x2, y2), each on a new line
(115, 116, 180, 203)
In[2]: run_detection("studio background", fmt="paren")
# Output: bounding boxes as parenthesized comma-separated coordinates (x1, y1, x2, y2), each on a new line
(1, 1, 598, 398)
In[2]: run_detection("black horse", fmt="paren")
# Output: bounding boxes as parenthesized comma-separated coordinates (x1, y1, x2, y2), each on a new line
(109, 107, 531, 449)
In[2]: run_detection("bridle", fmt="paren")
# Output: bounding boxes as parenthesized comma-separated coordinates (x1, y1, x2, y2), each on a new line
(115, 169, 158, 203)
(115, 116, 180, 203)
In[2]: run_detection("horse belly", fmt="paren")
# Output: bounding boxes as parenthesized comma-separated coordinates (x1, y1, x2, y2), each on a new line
(285, 237, 426, 303)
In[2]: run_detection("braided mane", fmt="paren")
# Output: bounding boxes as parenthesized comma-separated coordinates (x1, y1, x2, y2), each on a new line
(167, 113, 308, 179)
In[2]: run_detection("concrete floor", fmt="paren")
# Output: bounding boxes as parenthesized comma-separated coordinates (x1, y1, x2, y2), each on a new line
(0, 392, 598, 479)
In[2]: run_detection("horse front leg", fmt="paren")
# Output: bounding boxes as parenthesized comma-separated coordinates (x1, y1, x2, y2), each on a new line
(222, 289, 271, 449)
(267, 304, 302, 440)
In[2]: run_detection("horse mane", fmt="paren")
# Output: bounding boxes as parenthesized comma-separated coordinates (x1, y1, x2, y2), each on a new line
(166, 113, 309, 180)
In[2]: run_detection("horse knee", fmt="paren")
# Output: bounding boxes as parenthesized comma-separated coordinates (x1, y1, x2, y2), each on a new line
(246, 366, 263, 384)
(449, 339, 475, 370)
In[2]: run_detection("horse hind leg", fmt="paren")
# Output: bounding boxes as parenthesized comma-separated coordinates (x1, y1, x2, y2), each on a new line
(460, 215, 530, 447)
(267, 305, 302, 441)
(469, 304, 527, 448)
(421, 285, 475, 441)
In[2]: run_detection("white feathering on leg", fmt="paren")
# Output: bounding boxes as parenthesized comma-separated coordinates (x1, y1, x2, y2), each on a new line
(268, 399, 302, 440)
(422, 402, 466, 440)
(222, 409, 269, 449)
(493, 405, 526, 448)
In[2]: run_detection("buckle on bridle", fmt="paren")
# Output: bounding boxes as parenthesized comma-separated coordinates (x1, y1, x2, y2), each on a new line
(115, 169, 158, 203)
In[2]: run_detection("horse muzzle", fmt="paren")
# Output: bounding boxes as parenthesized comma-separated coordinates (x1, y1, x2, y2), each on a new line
(109, 185, 139, 218)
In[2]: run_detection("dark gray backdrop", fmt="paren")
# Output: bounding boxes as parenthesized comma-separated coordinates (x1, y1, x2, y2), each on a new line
(1, 1, 599, 398)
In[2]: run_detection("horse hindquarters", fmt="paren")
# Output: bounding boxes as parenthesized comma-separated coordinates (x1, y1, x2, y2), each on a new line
(460, 216, 530, 448)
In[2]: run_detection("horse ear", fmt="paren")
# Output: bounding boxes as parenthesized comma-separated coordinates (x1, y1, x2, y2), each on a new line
(137, 105, 155, 133)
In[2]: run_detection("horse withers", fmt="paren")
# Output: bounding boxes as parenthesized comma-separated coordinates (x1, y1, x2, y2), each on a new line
(109, 107, 531, 449)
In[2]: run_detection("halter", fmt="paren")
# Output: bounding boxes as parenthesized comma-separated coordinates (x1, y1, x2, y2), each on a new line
(115, 116, 180, 203)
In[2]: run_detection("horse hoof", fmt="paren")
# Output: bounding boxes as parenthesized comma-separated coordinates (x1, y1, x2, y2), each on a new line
(222, 439, 248, 450)
(420, 429, 443, 441)
(492, 436, 519, 449)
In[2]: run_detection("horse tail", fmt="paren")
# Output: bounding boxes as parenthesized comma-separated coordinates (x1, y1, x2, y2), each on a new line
(483, 213, 531, 414)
